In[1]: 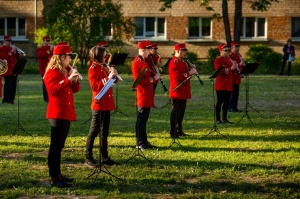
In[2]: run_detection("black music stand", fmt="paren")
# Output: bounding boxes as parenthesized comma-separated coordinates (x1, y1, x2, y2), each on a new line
(10, 58, 32, 137)
(236, 62, 259, 125)
(203, 66, 226, 138)
(110, 52, 129, 117)
(168, 76, 193, 149)
(87, 78, 123, 182)
(124, 68, 153, 164)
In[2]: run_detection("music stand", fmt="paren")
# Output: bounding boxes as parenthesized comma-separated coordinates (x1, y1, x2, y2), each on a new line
(110, 52, 129, 117)
(167, 76, 193, 149)
(10, 58, 32, 137)
(203, 65, 226, 138)
(236, 62, 259, 125)
(124, 68, 153, 164)
(87, 77, 123, 182)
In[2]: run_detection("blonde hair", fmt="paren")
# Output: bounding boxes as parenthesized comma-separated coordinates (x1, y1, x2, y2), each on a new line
(44, 55, 68, 77)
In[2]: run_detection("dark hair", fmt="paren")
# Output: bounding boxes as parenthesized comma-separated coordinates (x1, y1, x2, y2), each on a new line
(89, 46, 106, 63)
(287, 39, 292, 42)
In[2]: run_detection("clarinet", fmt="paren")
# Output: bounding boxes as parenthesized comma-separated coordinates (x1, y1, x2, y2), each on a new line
(149, 55, 168, 92)
(184, 56, 204, 85)
(229, 56, 244, 78)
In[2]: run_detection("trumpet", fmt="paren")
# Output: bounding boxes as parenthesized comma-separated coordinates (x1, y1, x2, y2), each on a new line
(0, 59, 8, 76)
(71, 53, 83, 80)
(106, 53, 122, 81)
(229, 57, 244, 78)
(184, 56, 204, 85)
(10, 45, 26, 56)
(149, 54, 168, 92)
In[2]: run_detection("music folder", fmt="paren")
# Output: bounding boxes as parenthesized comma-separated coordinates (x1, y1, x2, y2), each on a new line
(241, 62, 259, 75)
(110, 52, 129, 66)
(12, 58, 27, 75)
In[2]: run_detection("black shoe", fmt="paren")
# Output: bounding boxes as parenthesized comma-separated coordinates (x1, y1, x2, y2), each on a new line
(222, 119, 233, 124)
(102, 157, 120, 166)
(146, 141, 156, 148)
(170, 134, 179, 139)
(216, 120, 223, 124)
(58, 174, 74, 183)
(84, 158, 98, 167)
(139, 144, 151, 150)
(51, 178, 73, 188)
(177, 131, 188, 136)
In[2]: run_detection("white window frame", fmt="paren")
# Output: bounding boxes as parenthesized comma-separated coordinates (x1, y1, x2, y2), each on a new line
(241, 17, 267, 39)
(134, 17, 166, 40)
(188, 17, 212, 39)
(0, 17, 26, 40)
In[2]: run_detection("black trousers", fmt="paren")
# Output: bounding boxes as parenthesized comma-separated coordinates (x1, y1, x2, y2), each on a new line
(170, 99, 187, 136)
(48, 119, 70, 178)
(86, 110, 110, 160)
(229, 84, 240, 110)
(280, 59, 292, 75)
(41, 75, 48, 103)
(135, 107, 150, 145)
(3, 75, 17, 104)
(216, 90, 231, 120)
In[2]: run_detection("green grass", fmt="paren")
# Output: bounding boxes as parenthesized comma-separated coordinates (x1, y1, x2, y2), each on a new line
(0, 73, 300, 199)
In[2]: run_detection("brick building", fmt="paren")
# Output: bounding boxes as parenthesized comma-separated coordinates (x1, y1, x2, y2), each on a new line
(0, 0, 299, 60)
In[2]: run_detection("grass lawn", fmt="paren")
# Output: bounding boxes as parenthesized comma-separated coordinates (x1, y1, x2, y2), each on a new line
(0, 73, 299, 199)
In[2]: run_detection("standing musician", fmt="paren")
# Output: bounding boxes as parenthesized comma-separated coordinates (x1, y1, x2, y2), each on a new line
(88, 41, 110, 68)
(37, 36, 54, 103)
(148, 43, 163, 93)
(84, 46, 120, 167)
(168, 43, 197, 138)
(44, 43, 80, 188)
(214, 43, 238, 124)
(131, 40, 160, 150)
(229, 41, 245, 112)
(0, 35, 20, 104)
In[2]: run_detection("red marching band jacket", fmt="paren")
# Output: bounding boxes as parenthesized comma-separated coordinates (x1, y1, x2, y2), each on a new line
(44, 66, 80, 121)
(229, 52, 243, 85)
(168, 56, 192, 100)
(37, 45, 53, 76)
(214, 56, 234, 91)
(88, 62, 118, 111)
(131, 55, 158, 107)
(0, 45, 19, 76)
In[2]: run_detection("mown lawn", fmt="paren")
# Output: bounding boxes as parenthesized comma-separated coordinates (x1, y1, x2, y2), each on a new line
(0, 74, 299, 199)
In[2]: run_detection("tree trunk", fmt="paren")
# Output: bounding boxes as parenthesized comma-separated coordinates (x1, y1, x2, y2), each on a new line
(234, 0, 243, 42)
(222, 0, 231, 46)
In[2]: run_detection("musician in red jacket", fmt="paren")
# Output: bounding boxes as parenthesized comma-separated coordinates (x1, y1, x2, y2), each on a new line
(84, 46, 119, 167)
(168, 43, 197, 138)
(131, 40, 160, 150)
(229, 41, 245, 112)
(37, 36, 54, 103)
(0, 35, 20, 104)
(214, 43, 238, 124)
(43, 43, 80, 188)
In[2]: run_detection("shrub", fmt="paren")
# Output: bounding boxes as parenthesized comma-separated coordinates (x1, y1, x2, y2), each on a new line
(207, 47, 219, 70)
(246, 44, 274, 63)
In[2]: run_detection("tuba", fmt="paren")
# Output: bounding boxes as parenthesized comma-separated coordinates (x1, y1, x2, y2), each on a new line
(0, 59, 8, 75)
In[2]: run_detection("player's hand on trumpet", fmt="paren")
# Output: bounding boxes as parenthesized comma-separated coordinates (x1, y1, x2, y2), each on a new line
(68, 69, 79, 83)
(189, 67, 197, 76)
(154, 73, 161, 81)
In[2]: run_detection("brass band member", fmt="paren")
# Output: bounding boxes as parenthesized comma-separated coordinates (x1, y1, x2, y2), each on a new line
(229, 41, 245, 112)
(131, 40, 160, 150)
(37, 36, 54, 103)
(214, 43, 238, 124)
(85, 46, 120, 167)
(148, 43, 162, 93)
(44, 43, 80, 188)
(168, 43, 197, 138)
(0, 35, 20, 104)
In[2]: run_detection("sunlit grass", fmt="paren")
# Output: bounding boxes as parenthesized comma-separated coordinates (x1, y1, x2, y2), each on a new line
(0, 74, 299, 198)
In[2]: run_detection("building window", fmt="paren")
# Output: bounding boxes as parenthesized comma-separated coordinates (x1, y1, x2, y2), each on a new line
(291, 17, 300, 37)
(134, 17, 165, 39)
(241, 17, 266, 38)
(188, 17, 211, 38)
(0, 17, 26, 38)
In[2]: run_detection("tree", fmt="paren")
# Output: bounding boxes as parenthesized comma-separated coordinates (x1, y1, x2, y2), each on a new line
(42, 0, 134, 68)
(159, 0, 278, 45)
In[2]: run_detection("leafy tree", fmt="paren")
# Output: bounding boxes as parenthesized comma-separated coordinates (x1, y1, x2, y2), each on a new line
(42, 0, 134, 68)
(159, 0, 278, 45)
